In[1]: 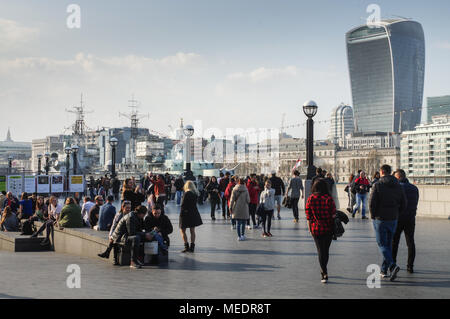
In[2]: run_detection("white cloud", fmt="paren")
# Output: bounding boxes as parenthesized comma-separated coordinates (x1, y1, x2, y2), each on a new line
(228, 66, 298, 82)
(0, 18, 39, 51)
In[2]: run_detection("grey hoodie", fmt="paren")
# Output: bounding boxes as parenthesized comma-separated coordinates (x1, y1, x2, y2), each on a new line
(230, 184, 250, 220)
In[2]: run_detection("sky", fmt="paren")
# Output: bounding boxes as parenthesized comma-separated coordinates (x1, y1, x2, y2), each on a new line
(1, 0, 449, 142)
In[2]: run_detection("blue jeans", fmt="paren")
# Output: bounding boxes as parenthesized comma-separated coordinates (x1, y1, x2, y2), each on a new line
(373, 219, 398, 273)
(236, 219, 246, 238)
(150, 231, 167, 250)
(176, 191, 183, 205)
(353, 193, 367, 217)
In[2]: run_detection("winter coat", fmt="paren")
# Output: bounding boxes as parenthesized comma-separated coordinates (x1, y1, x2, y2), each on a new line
(111, 211, 144, 243)
(259, 188, 275, 211)
(59, 204, 84, 228)
(246, 180, 260, 204)
(369, 175, 406, 221)
(398, 178, 419, 221)
(230, 184, 250, 220)
(144, 213, 173, 245)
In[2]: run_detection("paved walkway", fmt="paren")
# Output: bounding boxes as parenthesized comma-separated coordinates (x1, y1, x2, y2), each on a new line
(0, 200, 449, 299)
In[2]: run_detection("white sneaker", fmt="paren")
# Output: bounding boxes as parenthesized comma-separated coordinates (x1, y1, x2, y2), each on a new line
(246, 225, 252, 230)
(237, 236, 243, 241)
(241, 235, 246, 241)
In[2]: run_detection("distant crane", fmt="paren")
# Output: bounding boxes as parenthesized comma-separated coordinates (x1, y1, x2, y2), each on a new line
(65, 93, 93, 144)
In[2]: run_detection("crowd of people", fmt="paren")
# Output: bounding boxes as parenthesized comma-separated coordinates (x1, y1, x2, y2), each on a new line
(0, 165, 419, 282)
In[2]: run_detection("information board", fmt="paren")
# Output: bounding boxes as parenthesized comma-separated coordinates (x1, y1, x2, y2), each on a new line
(0, 176, 6, 192)
(7, 175, 23, 198)
(69, 175, 84, 193)
(37, 175, 50, 193)
(24, 176, 36, 194)
(51, 175, 64, 193)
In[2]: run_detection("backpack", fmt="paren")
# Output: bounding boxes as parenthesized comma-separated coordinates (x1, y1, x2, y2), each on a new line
(20, 219, 36, 235)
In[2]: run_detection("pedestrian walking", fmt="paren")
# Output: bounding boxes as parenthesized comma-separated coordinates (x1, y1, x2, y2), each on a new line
(230, 178, 250, 241)
(305, 178, 336, 283)
(369, 165, 406, 281)
(259, 180, 275, 237)
(286, 170, 304, 223)
(206, 176, 220, 220)
(179, 181, 203, 253)
(352, 170, 370, 219)
(392, 169, 419, 273)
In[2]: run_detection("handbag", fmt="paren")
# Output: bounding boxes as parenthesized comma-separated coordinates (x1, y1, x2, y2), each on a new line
(282, 196, 292, 208)
(256, 203, 265, 217)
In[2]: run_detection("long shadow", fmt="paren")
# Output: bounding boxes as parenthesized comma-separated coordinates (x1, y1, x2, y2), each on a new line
(390, 280, 450, 288)
(0, 293, 33, 299)
(157, 258, 281, 272)
(195, 247, 319, 257)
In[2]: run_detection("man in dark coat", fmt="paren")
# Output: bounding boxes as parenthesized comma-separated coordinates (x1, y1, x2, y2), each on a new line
(144, 205, 172, 250)
(393, 169, 419, 273)
(369, 165, 406, 281)
(111, 205, 147, 269)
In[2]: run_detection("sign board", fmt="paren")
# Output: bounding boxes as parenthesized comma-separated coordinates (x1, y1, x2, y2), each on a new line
(24, 176, 36, 194)
(37, 175, 50, 193)
(0, 176, 6, 192)
(51, 175, 64, 193)
(69, 175, 84, 193)
(7, 175, 23, 198)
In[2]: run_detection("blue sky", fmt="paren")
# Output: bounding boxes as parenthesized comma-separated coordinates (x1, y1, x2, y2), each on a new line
(1, 0, 449, 142)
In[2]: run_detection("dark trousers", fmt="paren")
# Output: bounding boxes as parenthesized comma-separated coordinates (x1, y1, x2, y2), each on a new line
(210, 200, 219, 218)
(198, 190, 204, 205)
(36, 220, 54, 240)
(313, 233, 333, 275)
(128, 232, 146, 261)
(392, 218, 416, 268)
(156, 196, 166, 214)
(291, 197, 300, 219)
(164, 188, 171, 204)
(261, 210, 274, 233)
(221, 196, 229, 217)
(247, 203, 257, 226)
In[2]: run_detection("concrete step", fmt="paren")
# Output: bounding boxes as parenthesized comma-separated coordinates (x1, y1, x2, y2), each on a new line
(0, 232, 52, 252)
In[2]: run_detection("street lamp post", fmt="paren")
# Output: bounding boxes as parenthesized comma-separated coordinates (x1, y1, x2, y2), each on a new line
(72, 145, 79, 175)
(37, 154, 43, 176)
(65, 147, 71, 193)
(183, 125, 195, 174)
(44, 152, 50, 175)
(303, 100, 318, 180)
(8, 155, 13, 174)
(109, 137, 118, 179)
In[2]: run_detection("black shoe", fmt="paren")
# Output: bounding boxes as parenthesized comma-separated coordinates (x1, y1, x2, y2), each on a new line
(189, 243, 195, 253)
(181, 243, 190, 253)
(389, 265, 400, 281)
(98, 251, 110, 259)
(352, 212, 355, 218)
(211, 217, 216, 221)
(361, 216, 367, 219)
(346, 208, 352, 213)
(133, 258, 144, 267)
(407, 266, 414, 273)
(161, 248, 169, 256)
(30, 232, 38, 238)
(40, 239, 50, 246)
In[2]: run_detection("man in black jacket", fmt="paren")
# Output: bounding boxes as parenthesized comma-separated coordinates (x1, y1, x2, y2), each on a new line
(144, 205, 173, 249)
(369, 165, 406, 281)
(393, 169, 419, 273)
(111, 205, 147, 269)
(269, 171, 285, 220)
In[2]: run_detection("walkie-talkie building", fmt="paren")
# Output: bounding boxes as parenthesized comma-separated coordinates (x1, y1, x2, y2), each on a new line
(346, 19, 425, 133)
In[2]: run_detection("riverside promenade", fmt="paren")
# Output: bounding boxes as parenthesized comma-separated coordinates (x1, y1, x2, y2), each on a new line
(0, 200, 449, 299)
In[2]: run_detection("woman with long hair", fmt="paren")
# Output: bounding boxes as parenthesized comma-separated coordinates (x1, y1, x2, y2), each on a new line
(305, 178, 336, 283)
(122, 178, 146, 211)
(259, 180, 275, 237)
(179, 180, 203, 253)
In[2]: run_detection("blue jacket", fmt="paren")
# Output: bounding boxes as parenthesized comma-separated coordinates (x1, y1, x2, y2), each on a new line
(98, 202, 117, 231)
(398, 178, 419, 220)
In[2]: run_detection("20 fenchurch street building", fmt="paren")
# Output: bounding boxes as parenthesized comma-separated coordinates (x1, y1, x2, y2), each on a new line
(346, 19, 425, 133)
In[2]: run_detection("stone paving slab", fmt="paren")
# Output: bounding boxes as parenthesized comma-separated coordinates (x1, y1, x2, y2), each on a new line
(0, 200, 449, 299)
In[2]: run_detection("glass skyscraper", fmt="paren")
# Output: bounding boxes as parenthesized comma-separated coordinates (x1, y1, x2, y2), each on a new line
(327, 103, 354, 144)
(346, 19, 425, 133)
(427, 95, 450, 123)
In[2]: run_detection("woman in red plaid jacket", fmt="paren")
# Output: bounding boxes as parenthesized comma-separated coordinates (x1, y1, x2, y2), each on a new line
(305, 178, 336, 283)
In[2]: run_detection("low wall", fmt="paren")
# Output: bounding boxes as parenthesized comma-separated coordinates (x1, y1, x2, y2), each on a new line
(34, 222, 113, 262)
(334, 184, 450, 219)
